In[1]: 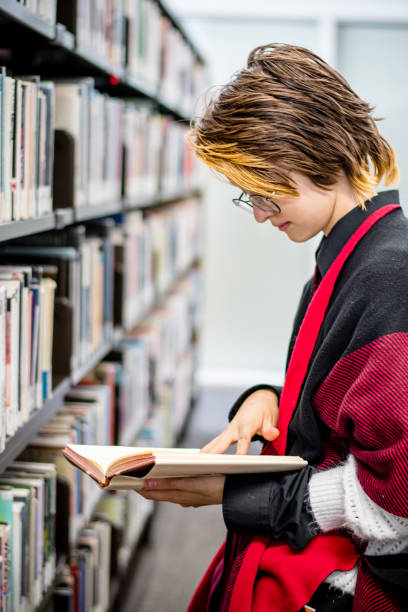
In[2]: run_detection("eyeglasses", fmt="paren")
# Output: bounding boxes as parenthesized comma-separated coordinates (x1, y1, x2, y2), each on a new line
(232, 192, 281, 215)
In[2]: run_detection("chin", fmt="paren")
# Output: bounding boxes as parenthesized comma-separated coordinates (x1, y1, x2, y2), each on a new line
(287, 233, 310, 243)
(287, 229, 321, 243)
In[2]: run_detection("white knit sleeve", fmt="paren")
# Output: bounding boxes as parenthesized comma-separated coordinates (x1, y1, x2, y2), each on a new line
(308, 454, 408, 546)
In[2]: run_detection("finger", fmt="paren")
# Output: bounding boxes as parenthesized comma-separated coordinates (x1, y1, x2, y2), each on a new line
(200, 432, 236, 454)
(200, 435, 223, 453)
(138, 489, 183, 503)
(145, 476, 218, 491)
(144, 478, 194, 490)
(236, 436, 251, 455)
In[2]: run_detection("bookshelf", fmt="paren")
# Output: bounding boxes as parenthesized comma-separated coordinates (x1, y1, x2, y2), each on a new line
(0, 0, 204, 122)
(0, 2, 204, 610)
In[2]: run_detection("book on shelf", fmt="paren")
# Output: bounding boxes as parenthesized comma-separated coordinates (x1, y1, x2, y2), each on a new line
(18, 381, 116, 552)
(0, 266, 56, 443)
(57, 517, 112, 612)
(56, 0, 205, 112)
(62, 444, 308, 490)
(0, 70, 55, 222)
(0, 226, 114, 379)
(0, 245, 79, 380)
(0, 522, 11, 612)
(53, 78, 123, 210)
(0, 461, 57, 611)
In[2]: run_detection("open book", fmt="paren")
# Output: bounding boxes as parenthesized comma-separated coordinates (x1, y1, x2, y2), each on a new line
(62, 444, 308, 490)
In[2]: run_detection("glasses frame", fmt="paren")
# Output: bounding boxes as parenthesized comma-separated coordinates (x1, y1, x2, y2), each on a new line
(232, 191, 281, 215)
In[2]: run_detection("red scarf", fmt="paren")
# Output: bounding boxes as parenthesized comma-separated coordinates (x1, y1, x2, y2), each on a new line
(188, 204, 399, 612)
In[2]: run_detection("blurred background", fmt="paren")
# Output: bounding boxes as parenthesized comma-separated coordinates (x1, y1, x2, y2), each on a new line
(168, 0, 408, 391)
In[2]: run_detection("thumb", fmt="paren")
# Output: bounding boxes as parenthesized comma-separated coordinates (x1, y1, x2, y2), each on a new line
(262, 420, 280, 441)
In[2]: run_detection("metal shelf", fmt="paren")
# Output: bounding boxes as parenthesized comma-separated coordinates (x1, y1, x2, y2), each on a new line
(0, 213, 55, 243)
(74, 200, 124, 222)
(125, 188, 202, 211)
(0, 0, 55, 39)
(0, 190, 200, 246)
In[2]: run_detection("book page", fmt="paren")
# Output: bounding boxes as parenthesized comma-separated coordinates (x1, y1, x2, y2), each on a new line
(65, 444, 199, 474)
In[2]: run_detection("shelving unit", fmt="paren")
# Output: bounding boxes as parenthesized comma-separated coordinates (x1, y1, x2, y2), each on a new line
(0, 2, 205, 610)
(0, 0, 204, 122)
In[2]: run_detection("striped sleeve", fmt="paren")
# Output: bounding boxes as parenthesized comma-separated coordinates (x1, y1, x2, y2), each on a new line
(313, 332, 408, 517)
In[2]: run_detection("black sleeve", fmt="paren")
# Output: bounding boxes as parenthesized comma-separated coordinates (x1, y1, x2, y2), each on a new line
(222, 466, 317, 549)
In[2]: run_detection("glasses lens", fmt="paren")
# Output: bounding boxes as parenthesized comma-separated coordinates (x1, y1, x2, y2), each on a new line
(232, 198, 253, 214)
(250, 195, 280, 213)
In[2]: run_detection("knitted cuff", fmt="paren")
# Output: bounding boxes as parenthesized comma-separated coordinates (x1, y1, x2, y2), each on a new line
(308, 464, 345, 532)
(342, 454, 408, 541)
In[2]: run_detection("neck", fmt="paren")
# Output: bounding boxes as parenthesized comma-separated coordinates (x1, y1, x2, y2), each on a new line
(323, 175, 359, 236)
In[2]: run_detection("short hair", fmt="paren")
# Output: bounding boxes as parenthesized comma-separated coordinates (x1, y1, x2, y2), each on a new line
(187, 43, 399, 206)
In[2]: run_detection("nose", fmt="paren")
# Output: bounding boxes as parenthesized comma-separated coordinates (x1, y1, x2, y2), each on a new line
(252, 205, 274, 223)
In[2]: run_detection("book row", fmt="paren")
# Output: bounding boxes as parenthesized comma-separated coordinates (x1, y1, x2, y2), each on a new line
(0, 70, 199, 222)
(52, 491, 153, 612)
(57, 0, 206, 115)
(123, 104, 198, 202)
(54, 85, 198, 209)
(0, 197, 202, 450)
(18, 273, 199, 544)
(5, 279, 198, 609)
(0, 453, 153, 612)
(0, 460, 57, 610)
(0, 286, 196, 611)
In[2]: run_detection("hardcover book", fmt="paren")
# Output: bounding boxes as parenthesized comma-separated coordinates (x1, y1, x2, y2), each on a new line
(62, 444, 307, 490)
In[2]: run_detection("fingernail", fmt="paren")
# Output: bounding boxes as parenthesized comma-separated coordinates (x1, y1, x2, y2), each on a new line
(146, 479, 157, 488)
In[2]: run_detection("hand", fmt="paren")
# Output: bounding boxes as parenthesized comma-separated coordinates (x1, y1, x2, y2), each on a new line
(201, 389, 280, 455)
(136, 476, 225, 507)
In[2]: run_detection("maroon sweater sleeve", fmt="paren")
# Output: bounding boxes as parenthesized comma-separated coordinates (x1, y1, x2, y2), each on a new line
(313, 331, 408, 517)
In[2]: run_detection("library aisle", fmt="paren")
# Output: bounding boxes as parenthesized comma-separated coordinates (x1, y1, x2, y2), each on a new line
(121, 388, 238, 612)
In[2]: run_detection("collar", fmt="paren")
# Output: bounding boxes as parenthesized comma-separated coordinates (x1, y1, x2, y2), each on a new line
(315, 190, 400, 278)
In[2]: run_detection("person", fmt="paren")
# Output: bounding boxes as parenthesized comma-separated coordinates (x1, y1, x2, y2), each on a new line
(137, 44, 408, 612)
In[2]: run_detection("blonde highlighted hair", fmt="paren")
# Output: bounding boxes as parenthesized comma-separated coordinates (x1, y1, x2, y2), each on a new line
(188, 44, 399, 205)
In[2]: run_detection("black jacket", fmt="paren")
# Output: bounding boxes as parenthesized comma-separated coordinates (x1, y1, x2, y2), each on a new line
(222, 190, 408, 563)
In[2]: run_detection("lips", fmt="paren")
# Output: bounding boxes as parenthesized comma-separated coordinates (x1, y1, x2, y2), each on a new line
(276, 222, 291, 231)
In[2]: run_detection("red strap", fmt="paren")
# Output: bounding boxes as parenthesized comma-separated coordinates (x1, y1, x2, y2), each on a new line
(269, 204, 399, 456)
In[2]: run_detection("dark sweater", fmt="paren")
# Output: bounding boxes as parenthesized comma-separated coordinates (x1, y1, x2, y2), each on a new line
(222, 190, 408, 568)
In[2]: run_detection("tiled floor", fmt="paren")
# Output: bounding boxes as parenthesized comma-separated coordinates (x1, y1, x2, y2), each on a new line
(121, 388, 244, 612)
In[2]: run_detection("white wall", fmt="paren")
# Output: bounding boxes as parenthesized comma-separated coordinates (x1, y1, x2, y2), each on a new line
(166, 2, 408, 387)
(187, 18, 320, 387)
(337, 23, 408, 204)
